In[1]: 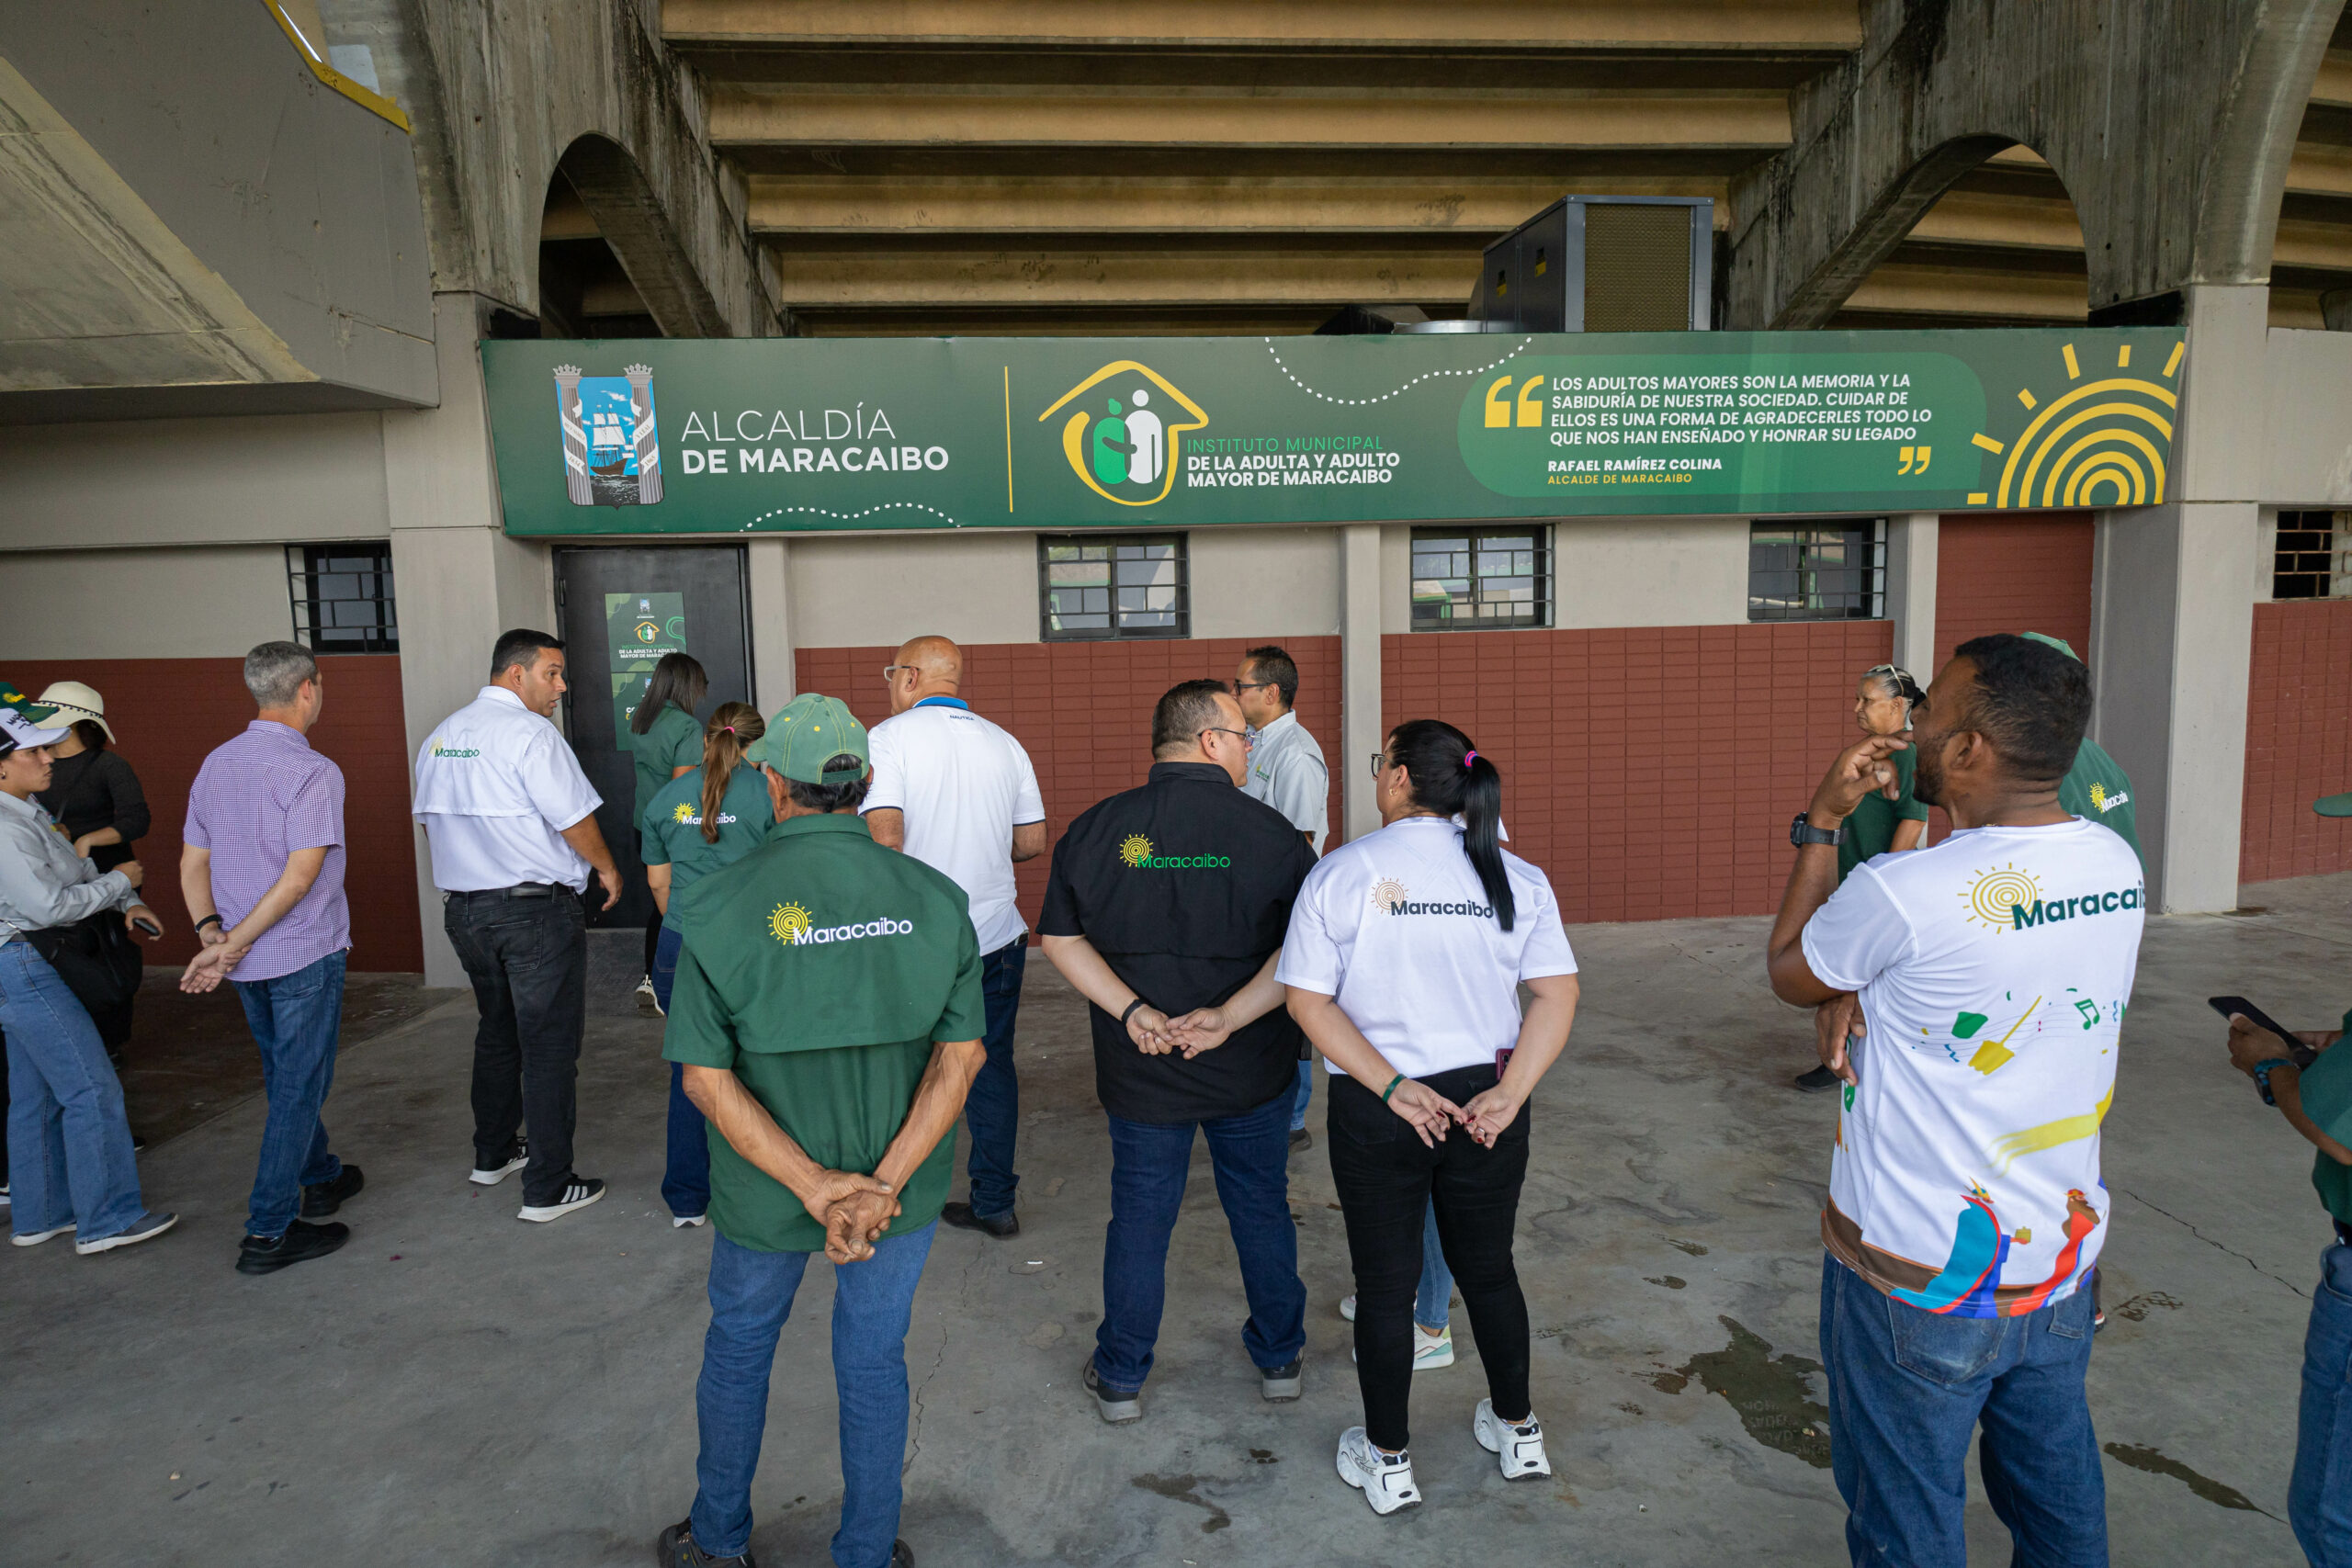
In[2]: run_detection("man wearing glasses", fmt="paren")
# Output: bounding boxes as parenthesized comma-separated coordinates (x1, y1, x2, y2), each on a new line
(864, 636, 1047, 1241)
(1233, 644, 1329, 1151)
(1037, 678, 1317, 1424)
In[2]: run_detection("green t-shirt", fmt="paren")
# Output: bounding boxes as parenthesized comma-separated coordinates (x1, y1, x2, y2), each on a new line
(639, 765, 774, 938)
(628, 704, 704, 829)
(2059, 739, 2141, 866)
(1838, 742, 1928, 882)
(2300, 1010, 2352, 1226)
(662, 812, 986, 1253)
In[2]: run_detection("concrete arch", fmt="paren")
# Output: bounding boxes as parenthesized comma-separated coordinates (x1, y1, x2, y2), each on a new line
(1729, 0, 2342, 330)
(550, 131, 728, 339)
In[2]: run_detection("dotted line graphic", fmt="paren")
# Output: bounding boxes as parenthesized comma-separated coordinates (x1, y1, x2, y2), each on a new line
(740, 502, 959, 530)
(1260, 334, 1537, 406)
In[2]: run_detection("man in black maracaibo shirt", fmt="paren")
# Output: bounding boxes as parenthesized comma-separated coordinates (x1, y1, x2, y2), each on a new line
(1040, 678, 1317, 1426)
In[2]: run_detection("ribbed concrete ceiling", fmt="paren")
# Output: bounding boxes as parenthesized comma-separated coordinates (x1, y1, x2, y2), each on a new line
(627, 1, 2352, 336)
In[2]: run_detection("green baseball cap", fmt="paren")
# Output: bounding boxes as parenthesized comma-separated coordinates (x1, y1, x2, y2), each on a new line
(744, 693, 870, 784)
(0, 681, 69, 755)
(2018, 631, 2080, 661)
(2316, 793, 2352, 818)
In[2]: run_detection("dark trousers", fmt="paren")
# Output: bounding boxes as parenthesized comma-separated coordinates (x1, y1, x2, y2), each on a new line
(962, 937, 1028, 1218)
(1329, 1062, 1532, 1453)
(444, 887, 587, 1206)
(1092, 1090, 1306, 1393)
(649, 924, 709, 1218)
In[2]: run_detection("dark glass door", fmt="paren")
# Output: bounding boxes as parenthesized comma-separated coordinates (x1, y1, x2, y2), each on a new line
(553, 546, 752, 929)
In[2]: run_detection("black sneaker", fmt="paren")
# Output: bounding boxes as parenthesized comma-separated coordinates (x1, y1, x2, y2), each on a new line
(941, 1201, 1018, 1238)
(236, 1219, 351, 1275)
(1260, 1355, 1305, 1402)
(1288, 1127, 1313, 1153)
(469, 1139, 527, 1186)
(518, 1176, 605, 1223)
(655, 1517, 757, 1568)
(301, 1164, 365, 1219)
(1792, 1065, 1842, 1093)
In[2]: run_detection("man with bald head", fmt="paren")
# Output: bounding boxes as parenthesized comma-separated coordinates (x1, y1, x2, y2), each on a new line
(866, 636, 1048, 1238)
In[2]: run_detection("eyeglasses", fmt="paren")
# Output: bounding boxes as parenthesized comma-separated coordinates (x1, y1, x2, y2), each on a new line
(1200, 726, 1254, 749)
(1368, 751, 1394, 780)
(1233, 679, 1278, 694)
(880, 664, 915, 684)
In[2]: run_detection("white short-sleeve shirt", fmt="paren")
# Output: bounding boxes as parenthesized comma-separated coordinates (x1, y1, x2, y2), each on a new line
(412, 686, 604, 892)
(1277, 815, 1577, 1078)
(1241, 710, 1329, 854)
(1800, 818, 2143, 1316)
(862, 698, 1045, 953)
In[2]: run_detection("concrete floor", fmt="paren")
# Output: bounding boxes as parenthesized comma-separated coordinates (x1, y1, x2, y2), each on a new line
(6, 876, 2346, 1566)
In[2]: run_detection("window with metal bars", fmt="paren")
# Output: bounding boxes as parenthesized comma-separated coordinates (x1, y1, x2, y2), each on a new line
(2274, 510, 2349, 599)
(1747, 520, 1885, 621)
(1409, 526, 1551, 631)
(287, 543, 398, 654)
(1037, 534, 1188, 640)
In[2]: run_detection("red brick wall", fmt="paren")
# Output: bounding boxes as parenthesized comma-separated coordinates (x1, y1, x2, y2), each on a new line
(2241, 598, 2352, 883)
(1933, 512, 2096, 670)
(1381, 621, 1893, 922)
(794, 637, 1343, 931)
(10, 657, 423, 971)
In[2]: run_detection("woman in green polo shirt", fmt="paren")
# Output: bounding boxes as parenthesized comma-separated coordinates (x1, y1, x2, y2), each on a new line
(1795, 663, 1927, 1092)
(640, 701, 767, 1226)
(629, 651, 708, 1013)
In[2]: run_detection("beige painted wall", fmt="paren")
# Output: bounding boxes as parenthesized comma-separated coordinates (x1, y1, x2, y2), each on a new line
(0, 412, 391, 551)
(0, 545, 292, 660)
(2263, 328, 2352, 507)
(1380, 515, 1752, 632)
(1186, 525, 1340, 638)
(789, 532, 1039, 647)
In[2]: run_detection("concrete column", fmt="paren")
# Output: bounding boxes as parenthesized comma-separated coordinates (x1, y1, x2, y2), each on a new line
(1340, 523, 1383, 843)
(2086, 284, 2266, 912)
(1885, 512, 1939, 677)
(385, 291, 558, 987)
(745, 537, 795, 712)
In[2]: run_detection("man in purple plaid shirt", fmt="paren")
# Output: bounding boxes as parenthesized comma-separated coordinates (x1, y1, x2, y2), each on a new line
(179, 642, 363, 1276)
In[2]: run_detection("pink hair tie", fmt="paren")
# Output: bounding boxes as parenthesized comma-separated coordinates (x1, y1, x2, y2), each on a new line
(719, 725, 737, 735)
(1463, 750, 1478, 768)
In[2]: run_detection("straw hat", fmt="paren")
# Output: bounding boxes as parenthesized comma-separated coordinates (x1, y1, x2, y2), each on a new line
(35, 681, 113, 742)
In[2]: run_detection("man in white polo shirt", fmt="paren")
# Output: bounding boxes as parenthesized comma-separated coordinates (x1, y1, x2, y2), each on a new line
(864, 634, 1046, 1239)
(1234, 644, 1329, 1151)
(1767, 634, 2143, 1567)
(413, 628, 622, 1224)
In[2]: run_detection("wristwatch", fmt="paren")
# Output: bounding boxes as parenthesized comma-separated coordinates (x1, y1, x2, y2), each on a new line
(2255, 1058, 2298, 1106)
(1790, 812, 1844, 849)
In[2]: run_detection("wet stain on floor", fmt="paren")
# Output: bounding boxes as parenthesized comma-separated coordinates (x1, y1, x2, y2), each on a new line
(1667, 1238, 1711, 1257)
(1675, 1317, 1831, 1469)
(1247, 1449, 1277, 1465)
(1645, 1275, 1688, 1290)
(1133, 1473, 1232, 1532)
(2112, 1292, 2183, 1323)
(2103, 1444, 2269, 1516)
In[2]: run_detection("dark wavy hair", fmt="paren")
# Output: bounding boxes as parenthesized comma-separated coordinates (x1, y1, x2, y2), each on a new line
(631, 651, 708, 736)
(1386, 718, 1514, 931)
(785, 755, 869, 813)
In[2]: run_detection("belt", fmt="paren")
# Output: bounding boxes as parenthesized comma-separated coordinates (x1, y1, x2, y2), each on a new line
(445, 882, 573, 901)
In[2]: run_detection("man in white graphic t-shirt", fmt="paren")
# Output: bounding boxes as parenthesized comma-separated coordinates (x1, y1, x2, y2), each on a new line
(1766, 633, 2143, 1568)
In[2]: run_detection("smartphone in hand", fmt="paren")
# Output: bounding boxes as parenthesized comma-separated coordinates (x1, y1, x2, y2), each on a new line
(2208, 995, 2319, 1066)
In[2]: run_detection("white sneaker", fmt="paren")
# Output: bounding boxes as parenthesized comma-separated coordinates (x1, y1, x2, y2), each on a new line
(1, 1179, 11, 1208)
(469, 1141, 527, 1186)
(1340, 1293, 1355, 1321)
(75, 1210, 177, 1255)
(1351, 1324, 1455, 1370)
(1336, 1427, 1421, 1515)
(12, 1222, 73, 1247)
(672, 1213, 707, 1228)
(1473, 1397, 1552, 1481)
(518, 1177, 605, 1223)
(636, 975, 662, 1016)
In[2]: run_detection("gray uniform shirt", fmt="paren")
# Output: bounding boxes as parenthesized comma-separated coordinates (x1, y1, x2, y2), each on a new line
(1241, 710, 1329, 854)
(0, 789, 134, 940)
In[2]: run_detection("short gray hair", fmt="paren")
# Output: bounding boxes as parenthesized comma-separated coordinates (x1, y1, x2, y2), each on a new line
(244, 641, 318, 707)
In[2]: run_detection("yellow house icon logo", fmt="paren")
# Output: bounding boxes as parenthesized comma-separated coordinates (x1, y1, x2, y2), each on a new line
(1039, 362, 1208, 506)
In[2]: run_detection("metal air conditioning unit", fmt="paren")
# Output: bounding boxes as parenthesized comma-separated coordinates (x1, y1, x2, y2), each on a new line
(1471, 196, 1713, 332)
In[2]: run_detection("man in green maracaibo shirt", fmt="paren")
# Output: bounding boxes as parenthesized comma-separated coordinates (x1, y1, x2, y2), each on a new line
(653, 694, 986, 1568)
(2018, 633, 2141, 864)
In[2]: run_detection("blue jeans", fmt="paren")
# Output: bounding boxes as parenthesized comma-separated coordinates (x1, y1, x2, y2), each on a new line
(1819, 1253, 2105, 1568)
(650, 927, 709, 1219)
(233, 951, 347, 1238)
(1414, 1201, 1453, 1330)
(2292, 1239, 2352, 1567)
(1093, 1091, 1306, 1393)
(1290, 1057, 1313, 1132)
(691, 1223, 938, 1568)
(962, 937, 1026, 1219)
(0, 940, 143, 1242)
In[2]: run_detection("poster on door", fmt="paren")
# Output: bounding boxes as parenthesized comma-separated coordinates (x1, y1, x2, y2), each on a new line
(605, 591, 686, 749)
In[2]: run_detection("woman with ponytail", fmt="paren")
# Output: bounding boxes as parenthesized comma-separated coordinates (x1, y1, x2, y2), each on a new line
(1277, 719, 1581, 1515)
(637, 702, 768, 1226)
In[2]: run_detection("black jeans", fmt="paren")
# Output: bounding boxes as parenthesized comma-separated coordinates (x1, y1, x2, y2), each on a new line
(445, 886, 587, 1206)
(1328, 1062, 1532, 1453)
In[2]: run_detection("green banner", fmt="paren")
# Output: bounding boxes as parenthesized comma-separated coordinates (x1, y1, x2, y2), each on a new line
(605, 590, 686, 749)
(487, 329, 2185, 536)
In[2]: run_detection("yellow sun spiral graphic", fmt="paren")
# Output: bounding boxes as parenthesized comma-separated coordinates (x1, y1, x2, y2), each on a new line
(1962, 864, 2041, 932)
(2087, 782, 2108, 811)
(1368, 876, 1408, 912)
(1965, 338, 2181, 509)
(769, 901, 813, 945)
(1119, 834, 1153, 866)
(672, 801, 695, 824)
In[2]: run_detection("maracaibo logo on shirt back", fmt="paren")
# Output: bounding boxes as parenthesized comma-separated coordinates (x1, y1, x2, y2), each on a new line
(1961, 863, 2143, 933)
(1117, 834, 1230, 870)
(1367, 877, 1495, 919)
(766, 900, 915, 948)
